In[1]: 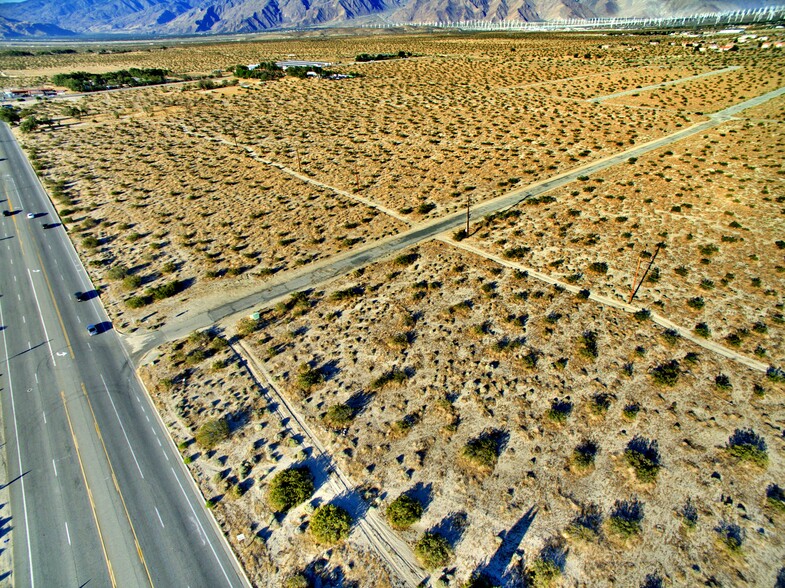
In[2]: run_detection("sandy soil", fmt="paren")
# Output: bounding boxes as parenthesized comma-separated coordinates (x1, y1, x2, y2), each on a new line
(7, 30, 785, 587)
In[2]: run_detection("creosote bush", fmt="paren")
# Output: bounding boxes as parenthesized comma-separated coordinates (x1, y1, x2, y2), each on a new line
(267, 466, 314, 512)
(386, 493, 424, 529)
(414, 532, 452, 569)
(608, 497, 644, 539)
(766, 484, 785, 513)
(726, 428, 768, 466)
(323, 403, 354, 429)
(650, 360, 680, 386)
(462, 429, 505, 470)
(567, 503, 602, 542)
(309, 503, 352, 544)
(296, 363, 323, 392)
(624, 436, 661, 482)
(572, 439, 598, 469)
(715, 520, 744, 552)
(194, 417, 229, 449)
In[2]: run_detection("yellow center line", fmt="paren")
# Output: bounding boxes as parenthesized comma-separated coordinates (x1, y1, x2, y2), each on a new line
(6, 194, 25, 256)
(35, 249, 74, 358)
(61, 391, 117, 588)
(81, 382, 155, 588)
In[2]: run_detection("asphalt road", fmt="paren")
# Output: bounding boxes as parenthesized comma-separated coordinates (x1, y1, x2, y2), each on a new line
(0, 122, 249, 587)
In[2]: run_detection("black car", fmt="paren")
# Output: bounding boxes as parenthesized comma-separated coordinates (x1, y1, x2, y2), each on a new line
(2, 210, 10, 217)
(74, 291, 85, 301)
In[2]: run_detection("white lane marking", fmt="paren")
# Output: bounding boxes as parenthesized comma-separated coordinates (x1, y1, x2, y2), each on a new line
(76, 315, 81, 324)
(65, 522, 71, 545)
(155, 507, 165, 528)
(42, 411, 46, 424)
(34, 373, 38, 383)
(99, 374, 144, 479)
(17, 294, 20, 301)
(27, 268, 56, 367)
(60, 274, 64, 281)
(171, 466, 232, 585)
(145, 415, 150, 423)
(86, 342, 91, 350)
(27, 342, 30, 350)
(162, 449, 169, 462)
(0, 298, 36, 586)
(52, 459, 58, 477)
(21, 316, 25, 324)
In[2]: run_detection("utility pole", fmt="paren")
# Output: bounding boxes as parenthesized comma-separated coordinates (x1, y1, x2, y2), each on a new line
(465, 193, 471, 235)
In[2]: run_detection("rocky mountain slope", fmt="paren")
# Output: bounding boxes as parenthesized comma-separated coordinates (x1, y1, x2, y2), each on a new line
(0, 0, 770, 37)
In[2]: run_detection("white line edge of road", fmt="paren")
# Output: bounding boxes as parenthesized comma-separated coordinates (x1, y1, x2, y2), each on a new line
(99, 373, 145, 479)
(3, 122, 252, 588)
(26, 268, 56, 367)
(0, 297, 36, 587)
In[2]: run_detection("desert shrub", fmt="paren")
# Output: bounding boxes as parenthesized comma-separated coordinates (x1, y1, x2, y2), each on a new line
(370, 367, 408, 389)
(527, 559, 561, 588)
(126, 295, 150, 309)
(608, 497, 644, 538)
(296, 363, 323, 392)
(323, 403, 354, 429)
(766, 484, 785, 513)
(547, 398, 572, 423)
(416, 202, 436, 214)
(237, 316, 264, 337)
(330, 285, 364, 301)
(650, 360, 680, 386)
(726, 428, 767, 466)
(715, 373, 732, 390)
(767, 366, 785, 383)
(680, 498, 698, 528)
(122, 274, 143, 290)
(572, 439, 598, 469)
(661, 328, 681, 346)
(633, 308, 651, 322)
(283, 573, 309, 588)
(579, 331, 598, 359)
(687, 296, 705, 309)
(107, 265, 129, 280)
(694, 322, 710, 338)
(589, 393, 612, 416)
(460, 572, 498, 588)
(588, 261, 608, 274)
(462, 429, 504, 470)
(622, 404, 640, 420)
(414, 532, 452, 569)
(715, 520, 744, 552)
(195, 417, 229, 449)
(625, 436, 661, 482)
(394, 252, 419, 266)
(81, 236, 100, 249)
(147, 279, 182, 301)
(310, 504, 352, 544)
(386, 494, 424, 529)
(567, 503, 602, 542)
(641, 574, 663, 588)
(267, 466, 314, 512)
(577, 289, 591, 299)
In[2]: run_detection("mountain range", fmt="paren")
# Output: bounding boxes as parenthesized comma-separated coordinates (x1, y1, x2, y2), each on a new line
(0, 0, 771, 37)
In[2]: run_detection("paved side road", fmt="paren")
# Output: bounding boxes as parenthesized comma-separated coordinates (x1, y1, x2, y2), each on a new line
(0, 122, 250, 588)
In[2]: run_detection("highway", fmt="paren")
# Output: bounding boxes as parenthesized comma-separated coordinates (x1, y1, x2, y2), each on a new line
(0, 121, 249, 587)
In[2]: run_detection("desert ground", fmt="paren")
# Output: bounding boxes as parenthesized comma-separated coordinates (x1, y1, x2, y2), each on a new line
(5, 29, 785, 587)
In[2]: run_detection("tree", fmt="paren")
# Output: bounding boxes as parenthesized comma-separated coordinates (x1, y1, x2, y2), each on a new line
(267, 467, 314, 512)
(309, 504, 352, 544)
(414, 532, 452, 569)
(386, 494, 423, 529)
(0, 108, 20, 124)
(19, 116, 40, 133)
